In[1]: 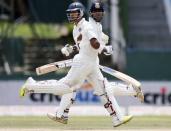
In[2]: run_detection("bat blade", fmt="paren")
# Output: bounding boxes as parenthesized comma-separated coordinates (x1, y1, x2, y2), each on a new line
(99, 65, 141, 88)
(36, 64, 58, 75)
(35, 59, 73, 75)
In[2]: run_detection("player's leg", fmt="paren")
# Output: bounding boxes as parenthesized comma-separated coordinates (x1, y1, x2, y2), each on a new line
(50, 79, 136, 124)
(19, 78, 73, 97)
(47, 79, 82, 124)
(109, 82, 136, 96)
(43, 59, 92, 123)
(109, 82, 144, 102)
(20, 59, 91, 97)
(47, 91, 76, 124)
(89, 67, 123, 119)
(57, 91, 76, 118)
(91, 77, 133, 127)
(104, 78, 133, 126)
(88, 67, 132, 127)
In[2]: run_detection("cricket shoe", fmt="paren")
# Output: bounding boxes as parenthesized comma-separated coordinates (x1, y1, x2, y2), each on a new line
(130, 84, 144, 103)
(19, 77, 35, 97)
(47, 113, 68, 124)
(113, 115, 133, 127)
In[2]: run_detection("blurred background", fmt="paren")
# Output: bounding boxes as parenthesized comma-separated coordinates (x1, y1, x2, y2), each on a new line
(0, 0, 171, 124)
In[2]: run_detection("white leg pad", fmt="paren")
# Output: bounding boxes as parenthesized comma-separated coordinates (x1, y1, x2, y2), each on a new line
(105, 79, 124, 121)
(56, 92, 76, 118)
(110, 82, 136, 96)
(26, 80, 73, 95)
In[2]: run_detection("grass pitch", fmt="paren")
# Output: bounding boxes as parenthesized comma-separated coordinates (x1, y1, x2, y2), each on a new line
(0, 116, 171, 130)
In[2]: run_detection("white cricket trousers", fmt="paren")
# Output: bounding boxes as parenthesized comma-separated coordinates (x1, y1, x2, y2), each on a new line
(25, 54, 100, 95)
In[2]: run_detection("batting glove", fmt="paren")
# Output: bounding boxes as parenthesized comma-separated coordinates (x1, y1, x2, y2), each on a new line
(102, 33, 109, 45)
(61, 44, 73, 56)
(103, 45, 113, 55)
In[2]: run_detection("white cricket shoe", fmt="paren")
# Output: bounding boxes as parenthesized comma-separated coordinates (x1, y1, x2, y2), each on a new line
(113, 115, 133, 127)
(47, 113, 68, 124)
(19, 77, 35, 97)
(129, 84, 144, 103)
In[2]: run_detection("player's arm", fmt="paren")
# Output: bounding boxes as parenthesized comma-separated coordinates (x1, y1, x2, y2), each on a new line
(90, 38, 113, 55)
(61, 29, 79, 57)
(90, 38, 100, 49)
(87, 24, 113, 55)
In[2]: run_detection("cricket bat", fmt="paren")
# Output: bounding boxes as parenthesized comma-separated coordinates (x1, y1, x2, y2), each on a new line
(36, 59, 73, 75)
(99, 65, 141, 88)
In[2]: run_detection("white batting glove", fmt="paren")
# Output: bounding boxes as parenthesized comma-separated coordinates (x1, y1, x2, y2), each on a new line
(61, 44, 73, 56)
(103, 45, 113, 55)
(102, 33, 109, 45)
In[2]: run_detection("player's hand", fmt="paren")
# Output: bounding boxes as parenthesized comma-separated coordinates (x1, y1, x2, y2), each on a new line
(61, 44, 73, 56)
(72, 44, 79, 52)
(102, 33, 109, 44)
(103, 45, 113, 55)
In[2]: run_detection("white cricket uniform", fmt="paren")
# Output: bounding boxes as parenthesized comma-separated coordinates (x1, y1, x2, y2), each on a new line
(88, 17, 136, 96)
(56, 18, 112, 118)
(61, 18, 102, 91)
(55, 18, 107, 118)
(86, 17, 107, 95)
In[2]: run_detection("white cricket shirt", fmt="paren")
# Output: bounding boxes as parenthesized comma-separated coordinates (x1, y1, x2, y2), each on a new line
(73, 18, 99, 61)
(89, 17, 108, 46)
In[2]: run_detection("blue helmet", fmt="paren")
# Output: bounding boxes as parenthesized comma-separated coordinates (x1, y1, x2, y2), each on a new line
(90, 1, 104, 13)
(66, 2, 84, 23)
(90, 1, 104, 22)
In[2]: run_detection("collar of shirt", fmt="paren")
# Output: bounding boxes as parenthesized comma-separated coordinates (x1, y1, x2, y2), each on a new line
(89, 17, 100, 26)
(75, 18, 85, 28)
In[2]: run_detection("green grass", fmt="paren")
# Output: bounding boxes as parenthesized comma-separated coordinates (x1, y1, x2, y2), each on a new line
(0, 116, 171, 130)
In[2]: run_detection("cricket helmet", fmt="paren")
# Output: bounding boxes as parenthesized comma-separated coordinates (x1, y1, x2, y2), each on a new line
(66, 2, 85, 23)
(90, 1, 104, 22)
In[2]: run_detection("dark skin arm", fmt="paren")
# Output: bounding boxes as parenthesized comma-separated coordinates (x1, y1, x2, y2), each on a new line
(90, 38, 100, 49)
(90, 38, 108, 53)
(67, 38, 100, 58)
